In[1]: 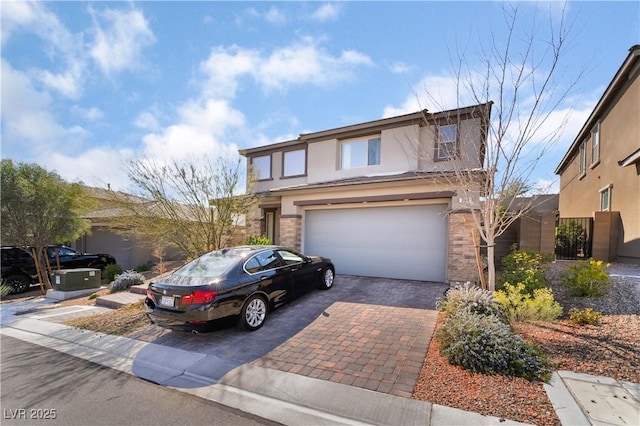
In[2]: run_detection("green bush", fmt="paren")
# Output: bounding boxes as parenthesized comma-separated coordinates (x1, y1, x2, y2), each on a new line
(495, 283, 563, 323)
(109, 270, 145, 293)
(134, 261, 153, 272)
(555, 220, 587, 258)
(561, 259, 610, 297)
(437, 282, 505, 320)
(436, 309, 551, 382)
(105, 264, 123, 282)
(0, 283, 13, 298)
(497, 249, 550, 294)
(246, 235, 271, 245)
(568, 308, 601, 325)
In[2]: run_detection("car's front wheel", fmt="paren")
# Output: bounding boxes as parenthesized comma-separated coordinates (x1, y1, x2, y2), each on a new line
(240, 295, 267, 331)
(318, 267, 334, 290)
(4, 275, 31, 294)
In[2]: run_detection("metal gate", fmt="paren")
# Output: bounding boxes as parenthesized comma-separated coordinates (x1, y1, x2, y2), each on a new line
(555, 217, 593, 260)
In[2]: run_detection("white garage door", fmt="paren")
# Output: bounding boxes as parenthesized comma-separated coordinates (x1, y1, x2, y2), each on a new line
(304, 204, 448, 282)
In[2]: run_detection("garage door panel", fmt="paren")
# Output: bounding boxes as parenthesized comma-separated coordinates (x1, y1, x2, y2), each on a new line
(305, 205, 447, 282)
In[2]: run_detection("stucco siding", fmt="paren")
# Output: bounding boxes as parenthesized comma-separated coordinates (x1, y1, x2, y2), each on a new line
(558, 69, 640, 262)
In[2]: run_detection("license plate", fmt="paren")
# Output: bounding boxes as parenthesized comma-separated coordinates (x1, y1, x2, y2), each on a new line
(160, 295, 174, 307)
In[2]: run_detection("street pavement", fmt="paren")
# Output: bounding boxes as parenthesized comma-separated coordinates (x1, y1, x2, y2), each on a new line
(1, 275, 639, 425)
(1, 336, 277, 426)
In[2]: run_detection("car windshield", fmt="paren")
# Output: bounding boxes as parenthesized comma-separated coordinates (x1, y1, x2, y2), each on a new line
(173, 249, 246, 279)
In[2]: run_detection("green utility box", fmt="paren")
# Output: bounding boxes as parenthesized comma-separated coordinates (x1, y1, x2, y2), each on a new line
(51, 268, 102, 291)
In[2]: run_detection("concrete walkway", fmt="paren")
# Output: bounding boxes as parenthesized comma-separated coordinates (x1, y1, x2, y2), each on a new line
(2, 298, 638, 425)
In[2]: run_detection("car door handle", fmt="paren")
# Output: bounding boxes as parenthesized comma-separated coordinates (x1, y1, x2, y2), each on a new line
(260, 276, 268, 281)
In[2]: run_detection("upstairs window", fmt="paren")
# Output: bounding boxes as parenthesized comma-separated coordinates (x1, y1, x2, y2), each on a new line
(283, 149, 306, 177)
(340, 137, 381, 169)
(600, 185, 612, 212)
(591, 122, 600, 166)
(436, 124, 457, 160)
(579, 142, 586, 177)
(252, 155, 271, 180)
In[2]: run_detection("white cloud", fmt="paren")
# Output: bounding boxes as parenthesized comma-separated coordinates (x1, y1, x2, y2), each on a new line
(140, 99, 245, 164)
(201, 37, 373, 95)
(383, 73, 463, 117)
(42, 147, 136, 190)
(0, 60, 66, 148)
(389, 61, 414, 74)
(71, 105, 104, 121)
(265, 7, 287, 25)
(134, 111, 160, 131)
(89, 7, 156, 75)
(257, 38, 373, 91)
(1, 2, 86, 98)
(310, 3, 342, 22)
(201, 46, 259, 99)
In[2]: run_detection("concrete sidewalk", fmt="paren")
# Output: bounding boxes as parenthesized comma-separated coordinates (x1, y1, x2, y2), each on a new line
(1, 312, 529, 425)
(2, 303, 638, 425)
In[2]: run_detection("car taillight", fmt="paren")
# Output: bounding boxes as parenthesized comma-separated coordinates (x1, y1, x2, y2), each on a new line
(182, 290, 216, 305)
(146, 288, 154, 299)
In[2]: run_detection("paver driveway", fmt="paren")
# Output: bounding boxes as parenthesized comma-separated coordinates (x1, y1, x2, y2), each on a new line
(130, 275, 449, 386)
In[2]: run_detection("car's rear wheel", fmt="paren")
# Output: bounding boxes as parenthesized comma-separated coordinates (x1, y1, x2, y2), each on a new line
(4, 275, 31, 294)
(240, 295, 267, 331)
(318, 267, 334, 290)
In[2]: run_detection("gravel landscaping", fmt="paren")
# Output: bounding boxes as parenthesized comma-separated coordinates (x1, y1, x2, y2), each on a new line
(412, 261, 640, 426)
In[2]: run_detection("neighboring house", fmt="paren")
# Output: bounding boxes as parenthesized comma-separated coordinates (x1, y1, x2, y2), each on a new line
(240, 103, 492, 283)
(74, 186, 245, 270)
(555, 45, 640, 265)
(71, 186, 162, 271)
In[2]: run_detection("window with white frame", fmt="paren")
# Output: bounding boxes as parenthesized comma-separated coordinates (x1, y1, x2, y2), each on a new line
(340, 137, 381, 169)
(283, 149, 306, 177)
(579, 142, 586, 176)
(436, 124, 457, 160)
(591, 122, 600, 166)
(600, 185, 611, 211)
(252, 155, 271, 180)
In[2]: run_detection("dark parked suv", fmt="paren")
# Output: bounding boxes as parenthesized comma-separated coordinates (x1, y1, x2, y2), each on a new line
(1, 245, 117, 294)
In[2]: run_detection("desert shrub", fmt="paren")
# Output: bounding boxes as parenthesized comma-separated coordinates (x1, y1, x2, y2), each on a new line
(561, 259, 610, 297)
(105, 264, 123, 282)
(495, 283, 563, 323)
(135, 261, 154, 272)
(0, 281, 13, 298)
(497, 249, 550, 294)
(246, 235, 271, 245)
(568, 308, 601, 325)
(436, 309, 551, 382)
(109, 270, 145, 293)
(437, 282, 505, 320)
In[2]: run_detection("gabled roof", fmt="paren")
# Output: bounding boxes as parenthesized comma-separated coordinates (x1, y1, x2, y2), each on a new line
(239, 102, 492, 157)
(555, 45, 640, 175)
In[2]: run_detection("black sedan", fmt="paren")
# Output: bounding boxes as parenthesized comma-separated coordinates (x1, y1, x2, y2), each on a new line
(145, 246, 335, 332)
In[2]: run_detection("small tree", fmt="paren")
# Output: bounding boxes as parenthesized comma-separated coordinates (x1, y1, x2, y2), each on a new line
(1, 160, 93, 293)
(409, 4, 584, 290)
(108, 155, 256, 260)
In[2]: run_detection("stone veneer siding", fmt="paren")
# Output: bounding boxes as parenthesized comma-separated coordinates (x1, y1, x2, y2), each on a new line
(247, 218, 262, 241)
(279, 215, 302, 250)
(447, 210, 479, 284)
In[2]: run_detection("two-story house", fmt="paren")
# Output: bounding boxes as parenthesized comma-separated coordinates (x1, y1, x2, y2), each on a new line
(239, 103, 491, 283)
(555, 45, 640, 264)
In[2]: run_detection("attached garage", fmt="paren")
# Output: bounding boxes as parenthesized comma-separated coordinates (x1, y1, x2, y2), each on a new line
(304, 204, 448, 282)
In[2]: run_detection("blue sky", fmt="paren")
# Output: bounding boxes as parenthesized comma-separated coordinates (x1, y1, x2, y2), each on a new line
(1, 1, 638, 192)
